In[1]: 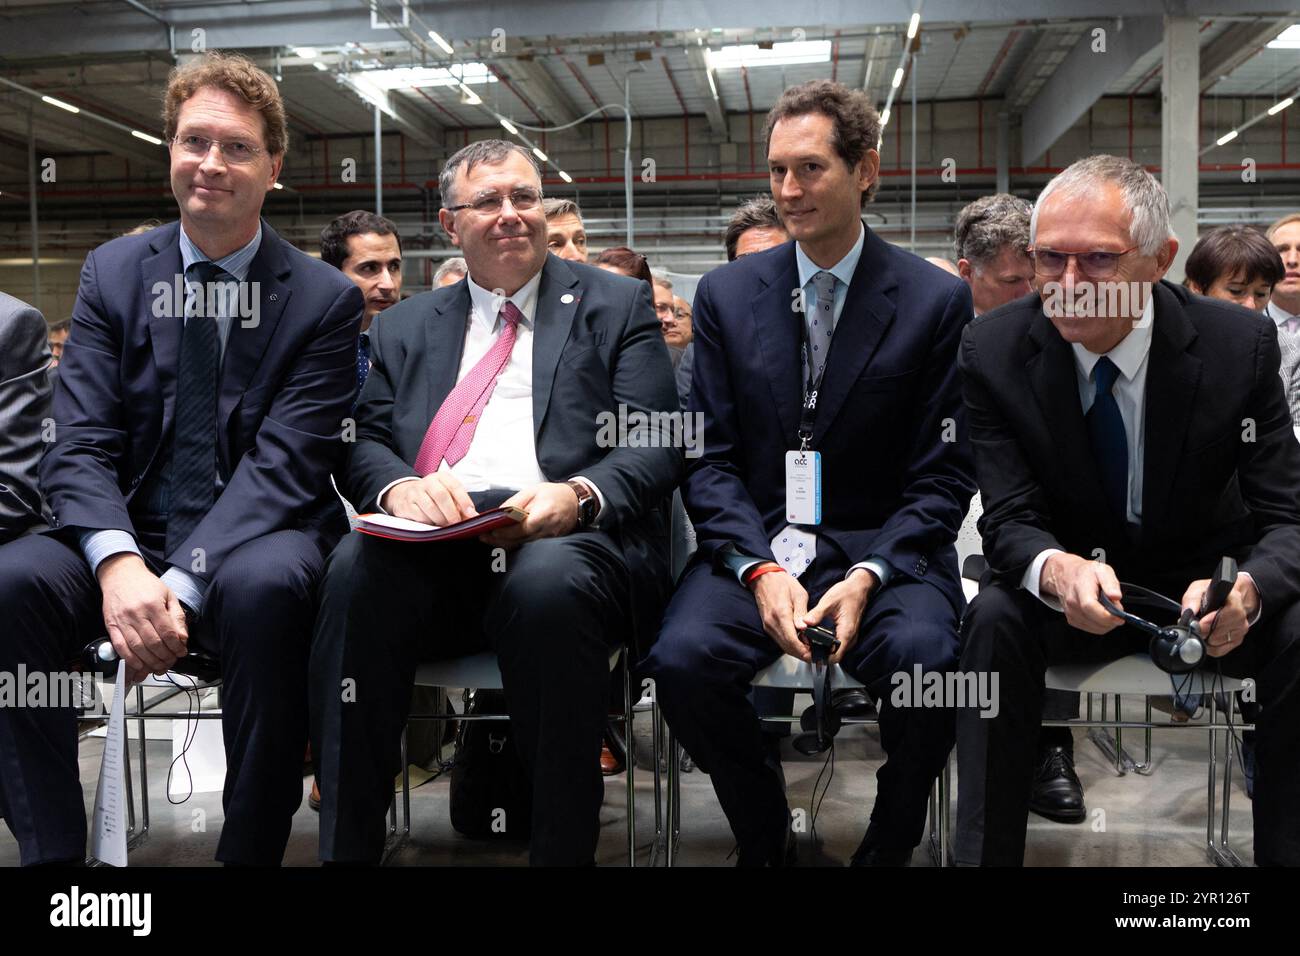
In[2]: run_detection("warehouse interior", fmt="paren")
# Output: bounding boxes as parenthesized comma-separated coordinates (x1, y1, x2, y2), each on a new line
(0, 1, 1294, 870)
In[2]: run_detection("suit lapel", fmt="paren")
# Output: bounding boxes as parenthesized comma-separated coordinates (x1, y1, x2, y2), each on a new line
(810, 227, 898, 445)
(424, 281, 472, 427)
(750, 248, 803, 444)
(531, 255, 581, 440)
(1026, 310, 1122, 537)
(218, 220, 289, 436)
(141, 223, 184, 438)
(1140, 284, 1201, 536)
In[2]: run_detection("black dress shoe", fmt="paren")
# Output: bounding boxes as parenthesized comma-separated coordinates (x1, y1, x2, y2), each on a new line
(1029, 743, 1086, 823)
(736, 813, 797, 867)
(849, 836, 912, 867)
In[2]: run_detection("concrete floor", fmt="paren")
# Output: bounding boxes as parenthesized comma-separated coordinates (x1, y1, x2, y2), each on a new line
(0, 694, 1253, 867)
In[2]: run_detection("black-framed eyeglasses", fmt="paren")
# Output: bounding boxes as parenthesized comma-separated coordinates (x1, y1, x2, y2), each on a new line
(1029, 246, 1137, 279)
(172, 134, 264, 165)
(446, 188, 543, 215)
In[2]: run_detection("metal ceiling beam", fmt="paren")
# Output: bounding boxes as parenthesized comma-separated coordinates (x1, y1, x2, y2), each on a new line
(0, 101, 165, 167)
(1, 2, 1292, 60)
(685, 44, 728, 138)
(1200, 17, 1297, 93)
(494, 57, 582, 127)
(1020, 16, 1163, 164)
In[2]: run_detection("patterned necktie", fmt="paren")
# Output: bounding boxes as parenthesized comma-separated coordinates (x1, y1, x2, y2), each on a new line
(1087, 356, 1129, 522)
(166, 260, 225, 556)
(354, 334, 371, 409)
(804, 270, 838, 390)
(413, 301, 522, 475)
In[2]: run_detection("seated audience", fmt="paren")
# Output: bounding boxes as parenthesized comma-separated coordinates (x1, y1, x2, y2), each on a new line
(1184, 224, 1283, 313)
(594, 245, 653, 284)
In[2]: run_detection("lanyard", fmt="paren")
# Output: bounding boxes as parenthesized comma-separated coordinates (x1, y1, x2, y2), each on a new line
(797, 284, 833, 451)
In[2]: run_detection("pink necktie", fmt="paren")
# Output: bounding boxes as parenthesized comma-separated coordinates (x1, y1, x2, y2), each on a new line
(1286, 317, 1300, 334)
(413, 302, 521, 475)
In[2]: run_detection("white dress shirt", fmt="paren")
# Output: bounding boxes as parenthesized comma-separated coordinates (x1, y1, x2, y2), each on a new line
(379, 267, 604, 518)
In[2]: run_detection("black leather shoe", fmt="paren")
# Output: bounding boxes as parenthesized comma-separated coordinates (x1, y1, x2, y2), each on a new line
(737, 814, 797, 867)
(849, 836, 912, 867)
(1029, 743, 1086, 823)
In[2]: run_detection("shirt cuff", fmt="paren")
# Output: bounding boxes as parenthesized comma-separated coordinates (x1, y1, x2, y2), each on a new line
(376, 476, 421, 515)
(161, 567, 207, 616)
(719, 546, 764, 585)
(847, 556, 894, 589)
(569, 476, 607, 529)
(80, 529, 142, 575)
(1022, 548, 1065, 612)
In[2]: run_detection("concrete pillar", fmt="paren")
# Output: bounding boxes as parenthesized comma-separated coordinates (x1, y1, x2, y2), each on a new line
(1161, 16, 1199, 281)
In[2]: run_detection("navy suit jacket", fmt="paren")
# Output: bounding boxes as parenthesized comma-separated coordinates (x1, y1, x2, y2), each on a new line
(344, 252, 684, 654)
(683, 227, 977, 612)
(41, 219, 363, 579)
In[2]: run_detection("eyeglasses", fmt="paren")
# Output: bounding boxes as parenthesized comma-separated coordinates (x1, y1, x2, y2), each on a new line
(172, 134, 264, 165)
(673, 307, 691, 320)
(446, 188, 542, 215)
(1030, 246, 1138, 279)
(654, 302, 675, 316)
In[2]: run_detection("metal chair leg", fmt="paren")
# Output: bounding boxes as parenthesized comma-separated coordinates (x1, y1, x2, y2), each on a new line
(666, 729, 679, 867)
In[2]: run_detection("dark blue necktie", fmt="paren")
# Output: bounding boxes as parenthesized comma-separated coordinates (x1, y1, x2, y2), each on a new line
(167, 260, 225, 557)
(1087, 356, 1129, 522)
(354, 334, 371, 409)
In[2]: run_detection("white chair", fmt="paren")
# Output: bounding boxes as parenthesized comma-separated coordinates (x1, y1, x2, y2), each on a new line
(961, 493, 1255, 866)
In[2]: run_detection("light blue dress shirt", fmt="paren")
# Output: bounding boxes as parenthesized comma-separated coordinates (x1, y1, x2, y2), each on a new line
(80, 224, 263, 614)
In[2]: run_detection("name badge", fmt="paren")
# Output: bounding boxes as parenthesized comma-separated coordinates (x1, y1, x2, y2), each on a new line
(785, 450, 821, 525)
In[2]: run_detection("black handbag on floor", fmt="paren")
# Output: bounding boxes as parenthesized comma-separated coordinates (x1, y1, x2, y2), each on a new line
(449, 689, 532, 840)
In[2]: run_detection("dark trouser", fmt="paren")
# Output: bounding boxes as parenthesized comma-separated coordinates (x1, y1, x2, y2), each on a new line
(0, 530, 323, 865)
(1039, 689, 1080, 750)
(310, 530, 629, 866)
(954, 581, 1300, 866)
(644, 556, 960, 857)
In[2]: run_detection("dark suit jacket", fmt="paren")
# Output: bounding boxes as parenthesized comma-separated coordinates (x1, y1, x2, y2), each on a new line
(41, 219, 363, 577)
(683, 229, 977, 613)
(344, 252, 684, 653)
(0, 292, 51, 542)
(959, 280, 1300, 620)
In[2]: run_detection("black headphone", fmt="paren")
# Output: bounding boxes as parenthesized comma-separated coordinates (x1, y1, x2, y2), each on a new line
(1096, 557, 1237, 674)
(792, 625, 841, 756)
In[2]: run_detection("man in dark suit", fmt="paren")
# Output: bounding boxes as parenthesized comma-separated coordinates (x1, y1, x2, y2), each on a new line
(644, 80, 977, 866)
(0, 292, 51, 544)
(955, 154, 1300, 866)
(0, 52, 362, 866)
(310, 139, 682, 866)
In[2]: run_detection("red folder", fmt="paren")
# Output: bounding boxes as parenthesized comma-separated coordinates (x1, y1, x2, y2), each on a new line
(354, 506, 527, 542)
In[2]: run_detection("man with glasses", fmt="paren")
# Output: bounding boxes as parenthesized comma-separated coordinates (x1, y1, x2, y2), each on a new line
(309, 139, 681, 865)
(955, 154, 1300, 866)
(0, 52, 362, 866)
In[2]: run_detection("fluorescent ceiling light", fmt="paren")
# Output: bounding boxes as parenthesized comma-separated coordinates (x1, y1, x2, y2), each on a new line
(559, 170, 572, 183)
(428, 30, 455, 55)
(132, 130, 163, 145)
(880, 107, 891, 126)
(891, 67, 904, 89)
(705, 40, 832, 70)
(291, 46, 319, 59)
(42, 95, 80, 114)
(459, 83, 482, 105)
(1268, 97, 1294, 116)
(1267, 25, 1300, 48)
(1216, 129, 1239, 146)
(313, 62, 329, 72)
(342, 74, 395, 118)
(352, 63, 496, 91)
(499, 117, 518, 135)
(532, 147, 548, 161)
(272, 182, 284, 189)
(907, 14, 920, 40)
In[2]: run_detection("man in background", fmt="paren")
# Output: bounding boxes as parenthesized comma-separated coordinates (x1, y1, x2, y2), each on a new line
(725, 195, 789, 262)
(434, 257, 468, 287)
(545, 197, 588, 263)
(0, 293, 51, 544)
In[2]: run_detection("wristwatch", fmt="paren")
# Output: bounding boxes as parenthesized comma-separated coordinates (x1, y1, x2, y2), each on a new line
(566, 479, 599, 529)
